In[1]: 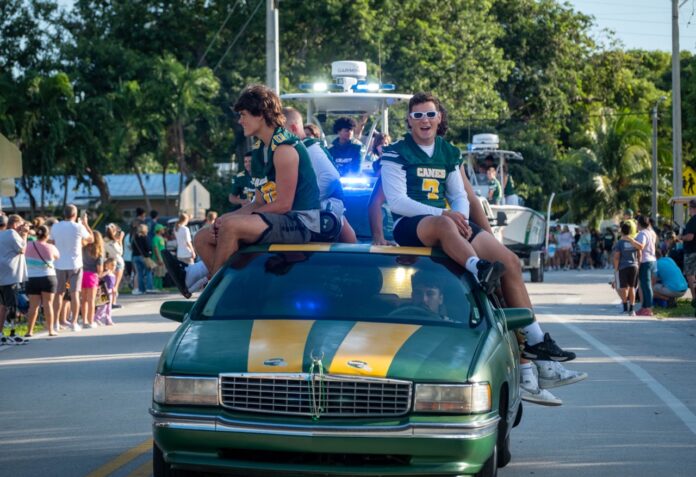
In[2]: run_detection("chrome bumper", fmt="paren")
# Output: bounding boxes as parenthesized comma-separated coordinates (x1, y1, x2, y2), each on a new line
(150, 409, 499, 439)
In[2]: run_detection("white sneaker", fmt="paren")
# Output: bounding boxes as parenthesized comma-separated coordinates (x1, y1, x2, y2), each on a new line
(132, 289, 143, 295)
(536, 360, 588, 389)
(85, 323, 98, 329)
(520, 371, 562, 406)
(71, 323, 82, 332)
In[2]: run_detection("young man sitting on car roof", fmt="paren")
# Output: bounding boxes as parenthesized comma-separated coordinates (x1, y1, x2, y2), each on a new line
(376, 92, 586, 406)
(283, 107, 357, 243)
(163, 84, 321, 297)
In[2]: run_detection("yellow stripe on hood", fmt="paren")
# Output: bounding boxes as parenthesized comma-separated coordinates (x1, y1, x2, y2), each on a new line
(329, 322, 421, 377)
(248, 320, 315, 372)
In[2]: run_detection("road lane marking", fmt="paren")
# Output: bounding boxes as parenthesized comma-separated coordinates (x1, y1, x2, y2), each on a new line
(85, 440, 151, 477)
(0, 352, 161, 366)
(548, 314, 696, 436)
(127, 460, 153, 477)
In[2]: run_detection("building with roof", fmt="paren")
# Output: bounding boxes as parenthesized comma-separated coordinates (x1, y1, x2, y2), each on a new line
(0, 174, 210, 220)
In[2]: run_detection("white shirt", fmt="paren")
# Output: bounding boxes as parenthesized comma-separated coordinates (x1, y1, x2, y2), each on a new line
(175, 226, 193, 259)
(306, 142, 346, 218)
(51, 220, 91, 270)
(636, 229, 657, 263)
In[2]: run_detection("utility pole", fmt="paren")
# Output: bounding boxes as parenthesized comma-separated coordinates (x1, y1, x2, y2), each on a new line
(672, 0, 686, 225)
(266, 0, 280, 94)
(652, 97, 666, 226)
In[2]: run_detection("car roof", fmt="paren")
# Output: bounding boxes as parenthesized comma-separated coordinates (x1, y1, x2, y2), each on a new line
(241, 243, 447, 257)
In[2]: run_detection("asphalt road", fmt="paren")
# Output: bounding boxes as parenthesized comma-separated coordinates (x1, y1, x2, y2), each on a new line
(1, 269, 695, 477)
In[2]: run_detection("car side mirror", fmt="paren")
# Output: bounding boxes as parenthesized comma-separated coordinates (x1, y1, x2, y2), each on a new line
(160, 301, 194, 323)
(494, 308, 535, 330)
(496, 211, 508, 226)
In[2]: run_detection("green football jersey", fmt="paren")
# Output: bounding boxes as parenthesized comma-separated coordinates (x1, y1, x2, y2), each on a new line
(250, 127, 320, 212)
(381, 133, 462, 212)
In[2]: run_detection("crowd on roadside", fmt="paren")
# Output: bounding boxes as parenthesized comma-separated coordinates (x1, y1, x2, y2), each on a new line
(0, 205, 211, 345)
(545, 208, 693, 317)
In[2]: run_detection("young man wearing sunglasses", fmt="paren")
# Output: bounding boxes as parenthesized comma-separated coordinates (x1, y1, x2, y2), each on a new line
(379, 92, 585, 405)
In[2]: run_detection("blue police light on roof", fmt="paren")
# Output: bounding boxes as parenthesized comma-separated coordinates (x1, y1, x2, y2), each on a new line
(340, 176, 371, 188)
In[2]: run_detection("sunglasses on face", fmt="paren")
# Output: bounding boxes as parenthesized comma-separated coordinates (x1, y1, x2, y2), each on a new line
(409, 110, 438, 120)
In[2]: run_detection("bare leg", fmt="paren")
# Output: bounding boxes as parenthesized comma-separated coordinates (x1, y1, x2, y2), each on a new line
(85, 287, 97, 325)
(26, 295, 41, 335)
(42, 292, 56, 335)
(338, 218, 357, 244)
(193, 227, 217, 274)
(471, 231, 531, 309)
(53, 293, 65, 327)
(113, 269, 123, 305)
(415, 216, 478, 266)
(212, 215, 269, 273)
(71, 291, 81, 325)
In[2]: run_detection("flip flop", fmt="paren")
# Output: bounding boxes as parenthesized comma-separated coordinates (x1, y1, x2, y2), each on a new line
(162, 250, 192, 299)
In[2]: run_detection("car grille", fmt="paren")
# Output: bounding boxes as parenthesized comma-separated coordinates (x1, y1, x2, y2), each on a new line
(219, 373, 412, 417)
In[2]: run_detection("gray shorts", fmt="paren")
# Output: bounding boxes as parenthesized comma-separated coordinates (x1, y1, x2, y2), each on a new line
(653, 283, 687, 298)
(685, 253, 696, 276)
(56, 268, 84, 294)
(254, 212, 312, 245)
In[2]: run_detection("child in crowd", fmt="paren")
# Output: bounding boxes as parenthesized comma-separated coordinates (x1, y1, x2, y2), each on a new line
(94, 258, 117, 326)
(613, 222, 641, 316)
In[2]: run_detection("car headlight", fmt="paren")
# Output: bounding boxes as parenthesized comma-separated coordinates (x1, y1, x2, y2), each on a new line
(153, 374, 219, 405)
(414, 383, 491, 413)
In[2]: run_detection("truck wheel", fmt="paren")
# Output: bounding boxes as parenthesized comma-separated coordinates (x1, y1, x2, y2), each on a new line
(530, 265, 544, 283)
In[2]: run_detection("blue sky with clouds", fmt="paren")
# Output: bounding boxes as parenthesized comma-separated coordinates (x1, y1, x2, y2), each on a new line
(567, 0, 696, 52)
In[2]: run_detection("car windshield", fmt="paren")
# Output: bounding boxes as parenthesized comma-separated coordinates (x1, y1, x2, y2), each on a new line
(195, 251, 484, 327)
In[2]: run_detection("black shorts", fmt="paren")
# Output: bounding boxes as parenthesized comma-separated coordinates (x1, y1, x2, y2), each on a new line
(618, 267, 639, 288)
(26, 276, 57, 295)
(0, 284, 18, 308)
(393, 215, 483, 247)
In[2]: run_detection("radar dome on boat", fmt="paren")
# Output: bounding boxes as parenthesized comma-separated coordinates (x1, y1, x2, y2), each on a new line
(472, 133, 500, 150)
(331, 61, 367, 92)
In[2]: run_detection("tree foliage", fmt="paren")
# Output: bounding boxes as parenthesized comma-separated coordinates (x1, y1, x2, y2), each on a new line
(0, 0, 693, 224)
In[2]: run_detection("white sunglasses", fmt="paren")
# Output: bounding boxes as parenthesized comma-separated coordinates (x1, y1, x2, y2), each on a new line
(409, 110, 438, 120)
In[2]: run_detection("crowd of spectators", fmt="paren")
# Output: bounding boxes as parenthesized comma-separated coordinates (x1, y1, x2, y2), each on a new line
(0, 205, 209, 344)
(545, 208, 692, 316)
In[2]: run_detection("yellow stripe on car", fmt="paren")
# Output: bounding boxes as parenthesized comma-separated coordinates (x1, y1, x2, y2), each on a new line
(248, 320, 316, 372)
(329, 322, 421, 377)
(269, 243, 332, 252)
(369, 245, 432, 255)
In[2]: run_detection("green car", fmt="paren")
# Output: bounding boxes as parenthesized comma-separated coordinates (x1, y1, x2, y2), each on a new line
(151, 243, 533, 477)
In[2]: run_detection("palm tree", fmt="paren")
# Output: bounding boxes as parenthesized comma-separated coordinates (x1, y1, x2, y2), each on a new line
(562, 112, 652, 224)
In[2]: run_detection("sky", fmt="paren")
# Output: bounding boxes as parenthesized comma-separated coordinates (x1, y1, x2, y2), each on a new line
(567, 0, 696, 52)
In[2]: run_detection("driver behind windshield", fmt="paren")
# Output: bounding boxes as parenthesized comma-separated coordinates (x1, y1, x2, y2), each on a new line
(410, 271, 450, 321)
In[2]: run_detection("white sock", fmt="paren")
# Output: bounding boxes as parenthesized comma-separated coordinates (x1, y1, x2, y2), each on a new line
(520, 362, 534, 379)
(522, 322, 544, 346)
(465, 257, 480, 279)
(185, 261, 209, 289)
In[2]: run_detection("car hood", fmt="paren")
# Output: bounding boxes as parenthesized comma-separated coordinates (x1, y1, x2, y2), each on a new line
(167, 319, 486, 382)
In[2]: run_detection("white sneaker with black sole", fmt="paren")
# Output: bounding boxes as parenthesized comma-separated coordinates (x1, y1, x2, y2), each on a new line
(536, 360, 587, 389)
(520, 370, 562, 406)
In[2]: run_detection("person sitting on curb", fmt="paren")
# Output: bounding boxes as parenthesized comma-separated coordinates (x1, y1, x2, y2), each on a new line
(653, 252, 688, 308)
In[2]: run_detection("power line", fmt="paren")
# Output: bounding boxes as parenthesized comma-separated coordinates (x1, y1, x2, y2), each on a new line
(213, 0, 264, 72)
(197, 0, 243, 67)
